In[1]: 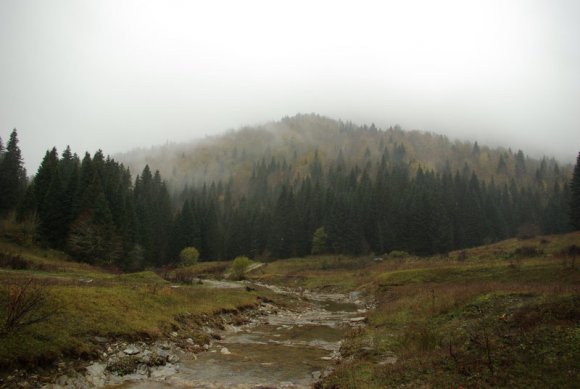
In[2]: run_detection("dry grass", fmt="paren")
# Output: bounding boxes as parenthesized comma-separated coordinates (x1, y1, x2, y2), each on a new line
(321, 233, 580, 389)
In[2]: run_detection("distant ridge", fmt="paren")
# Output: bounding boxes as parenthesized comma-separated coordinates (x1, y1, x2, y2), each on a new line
(116, 114, 571, 192)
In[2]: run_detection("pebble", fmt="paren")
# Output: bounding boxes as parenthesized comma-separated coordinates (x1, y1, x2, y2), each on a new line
(123, 345, 141, 355)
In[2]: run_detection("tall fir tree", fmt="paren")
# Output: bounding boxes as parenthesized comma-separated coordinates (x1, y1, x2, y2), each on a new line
(570, 151, 580, 230)
(0, 129, 27, 216)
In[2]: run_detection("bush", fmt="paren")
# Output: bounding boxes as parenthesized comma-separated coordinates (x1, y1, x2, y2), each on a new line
(0, 252, 30, 270)
(172, 267, 196, 284)
(179, 247, 199, 267)
(230, 256, 252, 280)
(511, 246, 544, 258)
(388, 250, 410, 259)
(1, 279, 55, 336)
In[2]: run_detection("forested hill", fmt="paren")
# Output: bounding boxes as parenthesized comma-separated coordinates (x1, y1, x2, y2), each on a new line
(111, 113, 574, 262)
(116, 114, 570, 194)
(1, 115, 578, 270)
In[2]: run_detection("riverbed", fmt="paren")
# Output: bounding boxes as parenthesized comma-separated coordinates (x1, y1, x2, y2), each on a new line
(113, 285, 366, 389)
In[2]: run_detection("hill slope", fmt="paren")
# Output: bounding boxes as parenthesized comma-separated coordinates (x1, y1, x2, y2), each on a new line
(116, 114, 571, 193)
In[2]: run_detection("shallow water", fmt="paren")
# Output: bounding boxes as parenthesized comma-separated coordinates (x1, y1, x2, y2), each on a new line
(114, 290, 362, 389)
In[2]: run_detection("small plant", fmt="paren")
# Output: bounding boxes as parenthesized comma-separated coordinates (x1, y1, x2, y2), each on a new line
(230, 256, 252, 280)
(173, 267, 196, 284)
(388, 250, 410, 259)
(0, 252, 30, 270)
(556, 244, 580, 269)
(511, 246, 543, 258)
(1, 278, 55, 336)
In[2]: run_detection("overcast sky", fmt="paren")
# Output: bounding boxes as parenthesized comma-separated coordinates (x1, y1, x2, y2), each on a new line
(1, 0, 579, 172)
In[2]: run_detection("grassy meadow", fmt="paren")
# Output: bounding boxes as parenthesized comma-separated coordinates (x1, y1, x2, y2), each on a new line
(0, 230, 579, 388)
(0, 241, 273, 371)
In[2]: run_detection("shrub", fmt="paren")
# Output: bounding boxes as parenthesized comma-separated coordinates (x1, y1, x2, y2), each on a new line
(1, 279, 55, 336)
(388, 250, 410, 259)
(179, 247, 199, 267)
(0, 252, 30, 270)
(173, 267, 196, 284)
(230, 256, 252, 280)
(511, 246, 543, 258)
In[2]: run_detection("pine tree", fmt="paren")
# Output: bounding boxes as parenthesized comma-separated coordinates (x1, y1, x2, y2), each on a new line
(311, 227, 328, 255)
(570, 152, 580, 230)
(515, 150, 526, 178)
(0, 129, 27, 216)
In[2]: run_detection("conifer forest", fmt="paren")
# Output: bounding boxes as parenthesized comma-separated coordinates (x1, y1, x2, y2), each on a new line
(2, 115, 578, 269)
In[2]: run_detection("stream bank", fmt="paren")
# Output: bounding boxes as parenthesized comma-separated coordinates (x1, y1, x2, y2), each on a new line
(36, 282, 369, 389)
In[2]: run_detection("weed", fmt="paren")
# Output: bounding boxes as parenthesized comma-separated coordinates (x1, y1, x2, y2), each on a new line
(1, 278, 56, 336)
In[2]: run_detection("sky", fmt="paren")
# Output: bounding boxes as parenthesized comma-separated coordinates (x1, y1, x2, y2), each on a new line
(1, 0, 579, 173)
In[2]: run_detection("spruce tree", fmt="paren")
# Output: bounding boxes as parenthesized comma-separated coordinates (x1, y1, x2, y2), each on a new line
(570, 151, 580, 230)
(0, 129, 27, 216)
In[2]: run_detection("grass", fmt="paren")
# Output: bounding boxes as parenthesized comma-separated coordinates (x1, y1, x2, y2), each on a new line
(248, 255, 374, 292)
(318, 232, 580, 389)
(0, 244, 274, 371)
(1, 228, 579, 387)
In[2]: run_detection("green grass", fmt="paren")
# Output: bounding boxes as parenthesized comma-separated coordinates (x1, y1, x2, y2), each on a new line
(248, 255, 374, 292)
(319, 232, 580, 389)
(1, 230, 579, 387)
(0, 244, 274, 370)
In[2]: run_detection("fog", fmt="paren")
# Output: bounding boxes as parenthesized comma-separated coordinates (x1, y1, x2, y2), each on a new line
(1, 0, 579, 172)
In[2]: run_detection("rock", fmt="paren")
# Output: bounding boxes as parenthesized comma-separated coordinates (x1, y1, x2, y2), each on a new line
(312, 370, 322, 380)
(378, 356, 398, 365)
(167, 354, 180, 363)
(150, 365, 177, 380)
(156, 349, 169, 360)
(349, 317, 366, 323)
(55, 376, 68, 386)
(220, 347, 232, 355)
(85, 362, 106, 386)
(186, 338, 194, 344)
(123, 345, 141, 355)
(157, 341, 172, 350)
(136, 364, 148, 375)
(94, 336, 108, 343)
(170, 331, 178, 337)
(85, 362, 106, 376)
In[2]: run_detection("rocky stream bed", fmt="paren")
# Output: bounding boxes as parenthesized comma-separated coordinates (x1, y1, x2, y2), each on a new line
(12, 282, 370, 389)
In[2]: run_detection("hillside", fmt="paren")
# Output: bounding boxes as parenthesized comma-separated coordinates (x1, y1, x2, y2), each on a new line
(112, 114, 575, 262)
(116, 114, 571, 193)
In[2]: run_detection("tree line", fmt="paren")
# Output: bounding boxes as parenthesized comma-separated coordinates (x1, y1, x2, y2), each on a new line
(1, 128, 579, 269)
(171, 150, 575, 261)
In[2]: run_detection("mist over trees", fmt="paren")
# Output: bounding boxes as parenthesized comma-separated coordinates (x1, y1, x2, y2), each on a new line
(0, 116, 577, 269)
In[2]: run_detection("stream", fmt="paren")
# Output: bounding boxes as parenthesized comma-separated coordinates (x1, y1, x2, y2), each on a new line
(114, 285, 366, 389)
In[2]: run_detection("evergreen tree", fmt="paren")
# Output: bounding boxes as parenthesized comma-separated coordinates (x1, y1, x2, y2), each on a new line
(515, 150, 526, 178)
(0, 129, 27, 216)
(570, 152, 580, 230)
(311, 227, 328, 255)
